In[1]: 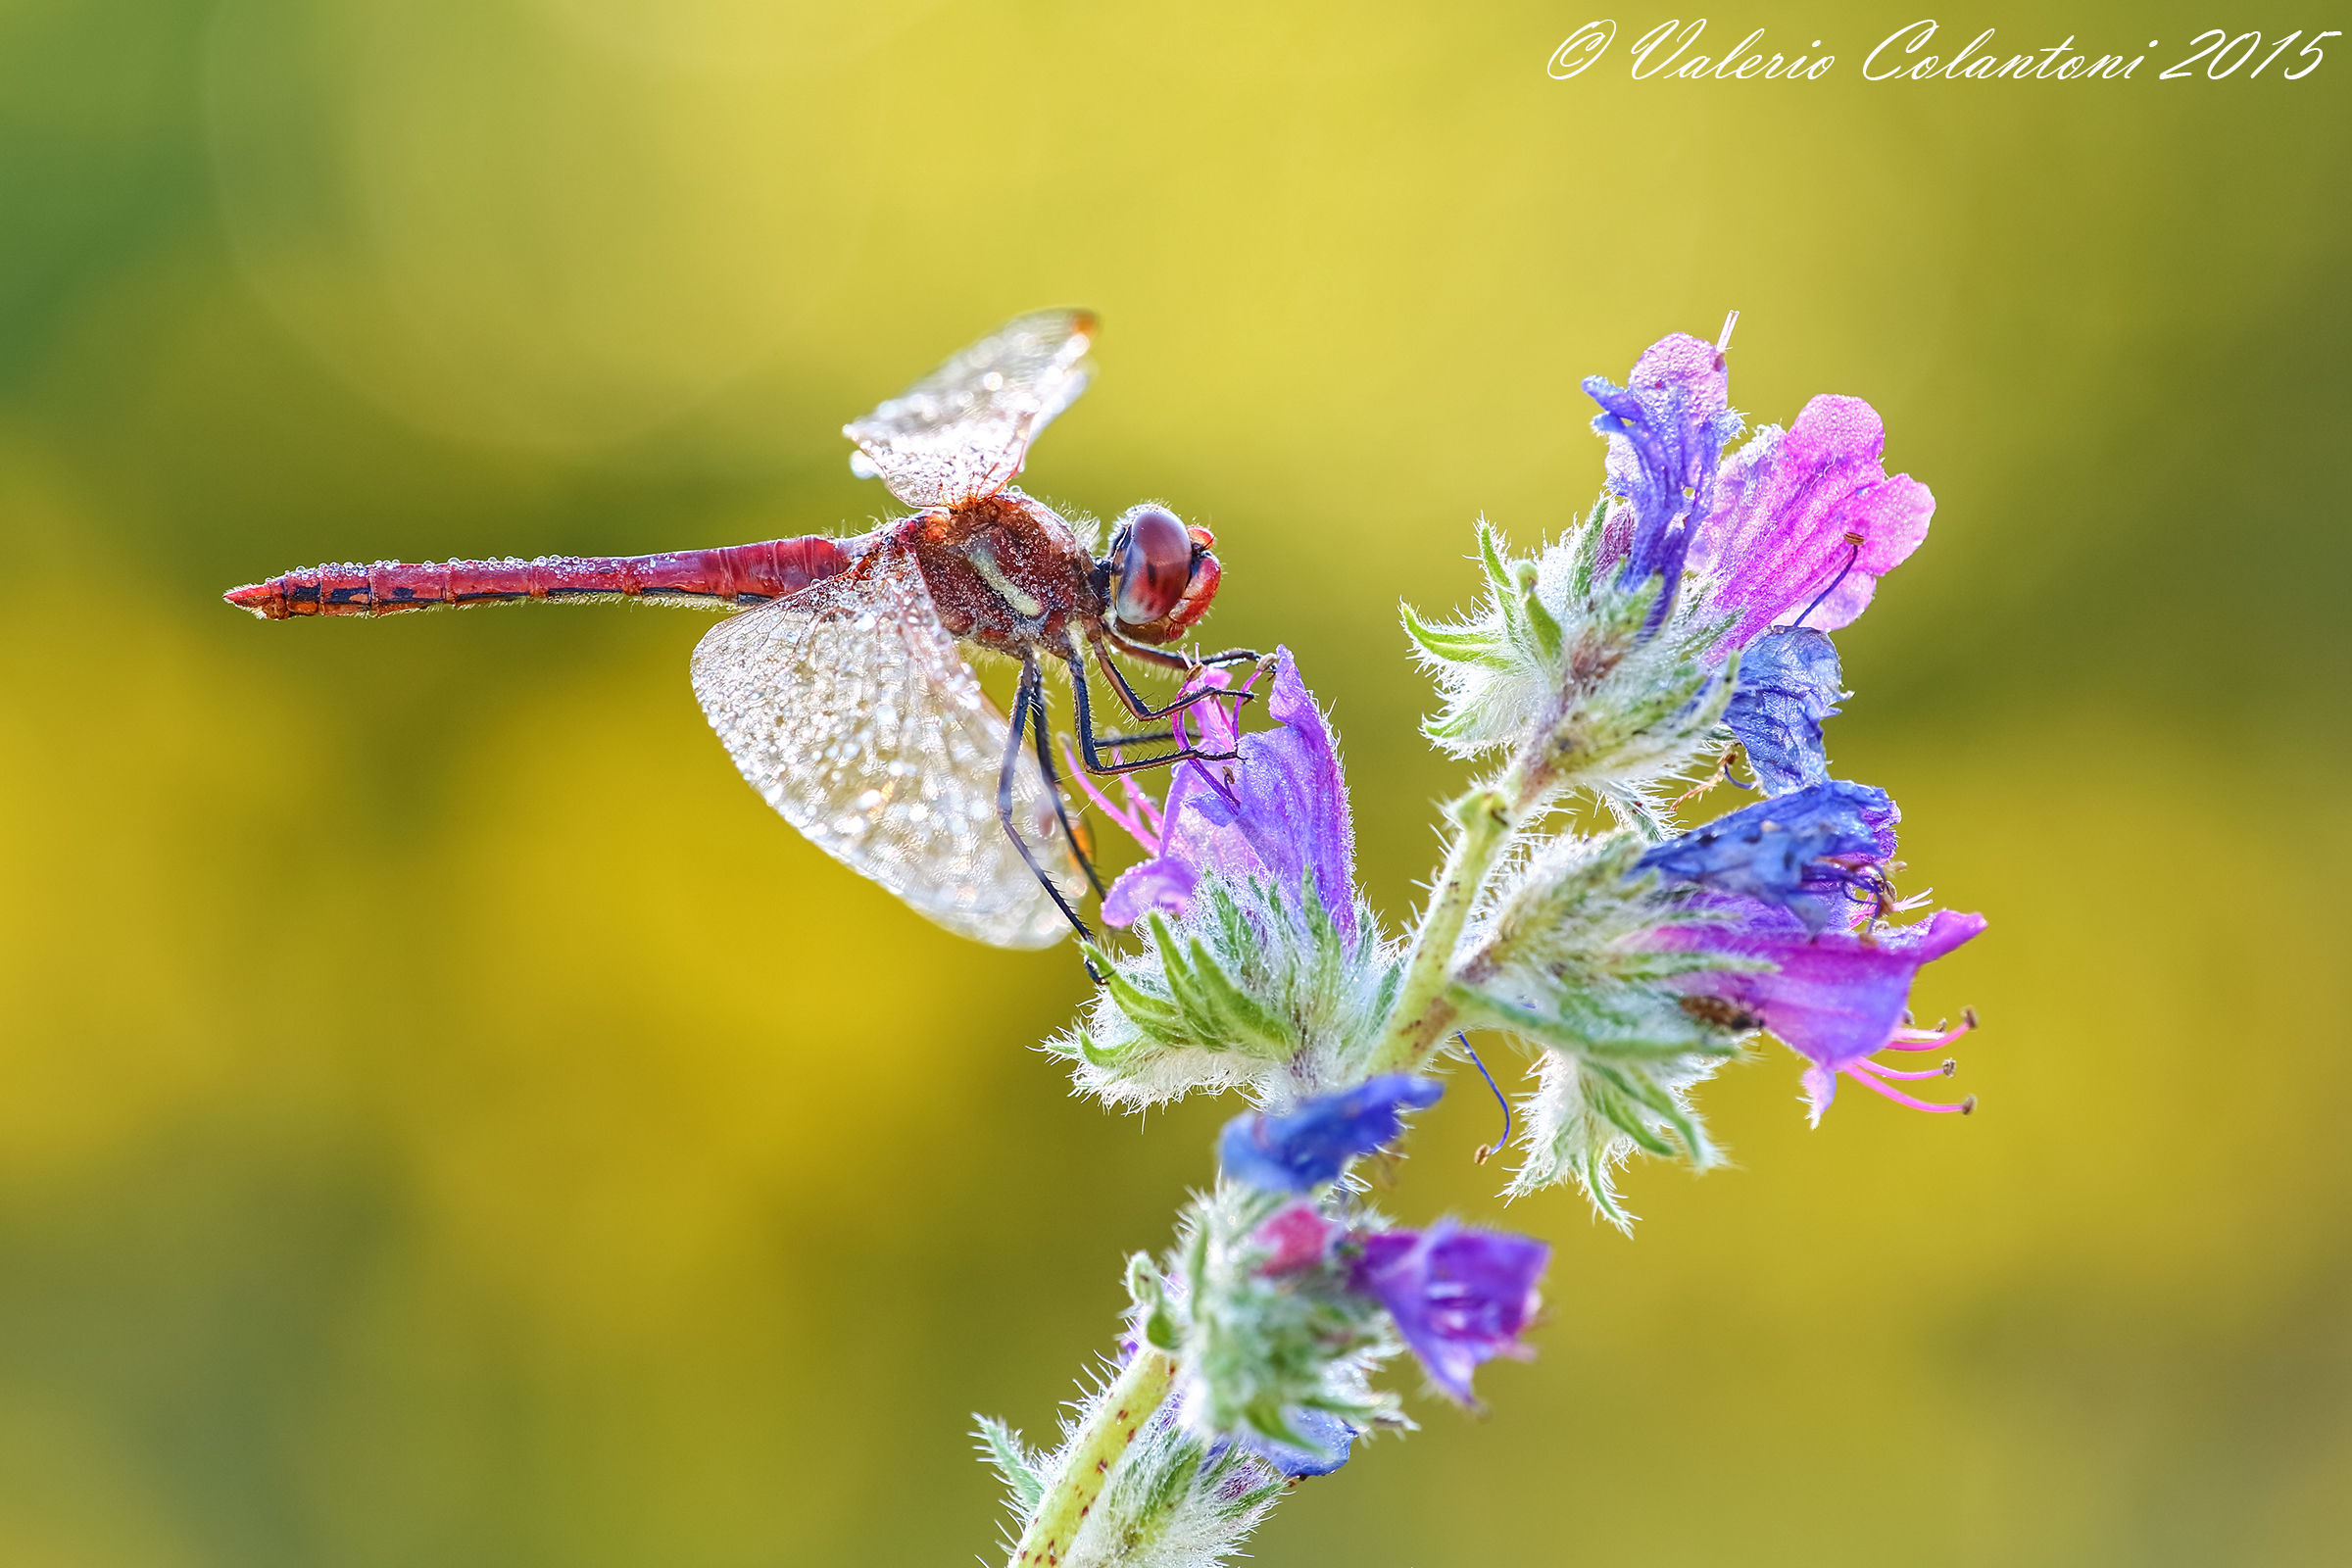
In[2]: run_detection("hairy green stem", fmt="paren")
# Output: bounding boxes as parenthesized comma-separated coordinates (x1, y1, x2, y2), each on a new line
(1364, 786, 1513, 1075)
(1009, 1348, 1179, 1568)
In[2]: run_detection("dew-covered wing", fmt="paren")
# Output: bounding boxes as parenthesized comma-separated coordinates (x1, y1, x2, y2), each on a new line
(690, 542, 1080, 948)
(843, 309, 1097, 508)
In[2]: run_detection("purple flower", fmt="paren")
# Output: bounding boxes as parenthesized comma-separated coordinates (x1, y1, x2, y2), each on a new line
(1078, 648, 1358, 943)
(1219, 1076, 1444, 1193)
(1687, 394, 1935, 657)
(1638, 780, 1898, 931)
(1659, 899, 1986, 1124)
(1348, 1220, 1549, 1404)
(1586, 333, 1745, 603)
(1723, 626, 1844, 794)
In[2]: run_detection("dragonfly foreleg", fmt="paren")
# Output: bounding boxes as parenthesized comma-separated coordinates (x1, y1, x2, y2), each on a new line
(1090, 727, 1176, 750)
(1064, 653, 1242, 778)
(1004, 655, 1102, 957)
(1029, 680, 1107, 900)
(1089, 635, 1260, 723)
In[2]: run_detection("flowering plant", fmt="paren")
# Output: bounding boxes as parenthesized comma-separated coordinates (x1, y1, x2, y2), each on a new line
(980, 319, 1984, 1567)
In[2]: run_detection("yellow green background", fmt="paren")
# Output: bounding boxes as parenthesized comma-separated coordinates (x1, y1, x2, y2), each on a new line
(3, 2, 2346, 1563)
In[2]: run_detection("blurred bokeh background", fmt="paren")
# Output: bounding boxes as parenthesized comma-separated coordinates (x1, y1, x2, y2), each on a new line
(2, 1, 2347, 1563)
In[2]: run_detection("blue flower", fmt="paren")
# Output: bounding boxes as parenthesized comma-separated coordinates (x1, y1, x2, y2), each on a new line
(1723, 626, 1844, 794)
(1217, 1076, 1444, 1193)
(1228, 1408, 1359, 1478)
(1585, 333, 1745, 609)
(1348, 1220, 1550, 1404)
(1638, 780, 1897, 930)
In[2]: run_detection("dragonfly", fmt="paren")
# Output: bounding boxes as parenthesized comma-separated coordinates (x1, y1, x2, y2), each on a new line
(225, 310, 1258, 950)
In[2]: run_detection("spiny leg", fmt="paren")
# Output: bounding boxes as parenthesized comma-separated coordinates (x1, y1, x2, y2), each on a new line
(1103, 630, 1265, 673)
(1091, 726, 1176, 750)
(1089, 633, 1265, 722)
(1065, 653, 1242, 777)
(1028, 676, 1106, 900)
(1001, 654, 1102, 956)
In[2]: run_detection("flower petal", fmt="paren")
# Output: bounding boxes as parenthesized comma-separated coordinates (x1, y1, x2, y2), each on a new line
(1099, 648, 1358, 942)
(1237, 1407, 1358, 1477)
(1349, 1220, 1549, 1403)
(1723, 626, 1845, 794)
(1661, 903, 1987, 1121)
(1218, 1076, 1443, 1193)
(1586, 333, 1744, 594)
(1252, 1201, 1336, 1276)
(1690, 395, 1934, 654)
(1638, 780, 1897, 930)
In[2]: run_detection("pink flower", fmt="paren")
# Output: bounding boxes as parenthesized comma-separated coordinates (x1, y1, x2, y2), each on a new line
(1659, 898, 1985, 1123)
(1251, 1202, 1336, 1277)
(1688, 395, 1936, 657)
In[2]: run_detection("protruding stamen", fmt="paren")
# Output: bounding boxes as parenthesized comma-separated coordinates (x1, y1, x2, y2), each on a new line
(1119, 768, 1165, 841)
(1859, 1056, 1957, 1081)
(1064, 738, 1156, 849)
(1716, 309, 1740, 357)
(1456, 1033, 1512, 1164)
(1795, 531, 1867, 627)
(1883, 1012, 1977, 1052)
(1844, 1059, 1973, 1114)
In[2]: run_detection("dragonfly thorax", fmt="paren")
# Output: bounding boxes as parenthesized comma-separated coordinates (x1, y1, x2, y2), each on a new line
(909, 490, 1100, 657)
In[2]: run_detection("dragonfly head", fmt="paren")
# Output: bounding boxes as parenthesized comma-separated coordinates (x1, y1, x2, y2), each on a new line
(1103, 504, 1222, 645)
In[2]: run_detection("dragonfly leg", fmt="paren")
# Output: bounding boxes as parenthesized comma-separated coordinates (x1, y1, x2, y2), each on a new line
(1091, 726, 1176, 749)
(1089, 634, 1261, 723)
(1103, 630, 1265, 674)
(1065, 653, 1242, 778)
(1028, 679, 1107, 900)
(1003, 655, 1102, 958)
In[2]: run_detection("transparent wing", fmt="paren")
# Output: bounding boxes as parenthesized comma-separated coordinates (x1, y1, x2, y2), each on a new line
(843, 309, 1097, 507)
(690, 541, 1081, 949)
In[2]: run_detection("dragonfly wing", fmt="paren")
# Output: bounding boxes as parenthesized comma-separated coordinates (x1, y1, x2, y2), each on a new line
(843, 309, 1097, 507)
(690, 541, 1081, 949)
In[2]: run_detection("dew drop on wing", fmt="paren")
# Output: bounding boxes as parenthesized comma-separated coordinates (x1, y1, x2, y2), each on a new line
(686, 541, 1082, 948)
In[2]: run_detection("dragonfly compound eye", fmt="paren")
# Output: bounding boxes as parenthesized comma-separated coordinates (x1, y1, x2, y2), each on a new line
(1111, 505, 1192, 628)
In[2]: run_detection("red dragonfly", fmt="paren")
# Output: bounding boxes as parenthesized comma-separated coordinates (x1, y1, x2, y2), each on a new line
(226, 311, 1256, 949)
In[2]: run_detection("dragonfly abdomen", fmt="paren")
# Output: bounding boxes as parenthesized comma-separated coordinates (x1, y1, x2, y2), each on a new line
(224, 537, 858, 619)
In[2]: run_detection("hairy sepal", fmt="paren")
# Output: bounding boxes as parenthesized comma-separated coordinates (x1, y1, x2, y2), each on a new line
(1152, 1185, 1398, 1454)
(1049, 881, 1403, 1110)
(974, 1415, 1047, 1524)
(1503, 1046, 1730, 1230)
(1404, 513, 1737, 805)
(1451, 832, 1759, 1223)
(1064, 1415, 1284, 1568)
(990, 1356, 1286, 1568)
